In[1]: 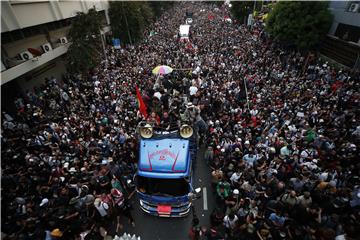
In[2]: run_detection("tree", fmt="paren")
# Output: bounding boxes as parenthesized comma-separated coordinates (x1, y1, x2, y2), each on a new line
(148, 1, 175, 18)
(109, 1, 154, 45)
(66, 8, 102, 74)
(231, 1, 261, 24)
(203, 1, 223, 7)
(265, 1, 333, 50)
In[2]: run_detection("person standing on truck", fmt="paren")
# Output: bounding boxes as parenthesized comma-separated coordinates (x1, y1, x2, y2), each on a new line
(147, 111, 160, 126)
(160, 111, 174, 130)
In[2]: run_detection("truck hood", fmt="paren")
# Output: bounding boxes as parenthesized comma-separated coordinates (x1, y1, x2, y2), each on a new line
(137, 191, 189, 205)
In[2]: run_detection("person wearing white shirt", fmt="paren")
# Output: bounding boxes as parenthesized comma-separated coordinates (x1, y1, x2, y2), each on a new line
(189, 85, 198, 96)
(250, 107, 258, 116)
(297, 192, 312, 208)
(243, 152, 257, 167)
(280, 145, 291, 158)
(223, 212, 238, 230)
(230, 170, 242, 187)
(94, 198, 109, 217)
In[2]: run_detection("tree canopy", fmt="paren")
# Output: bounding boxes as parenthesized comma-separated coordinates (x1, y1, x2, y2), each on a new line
(109, 1, 154, 45)
(148, 1, 175, 17)
(230, 1, 261, 24)
(109, 1, 176, 45)
(265, 1, 333, 49)
(66, 8, 102, 74)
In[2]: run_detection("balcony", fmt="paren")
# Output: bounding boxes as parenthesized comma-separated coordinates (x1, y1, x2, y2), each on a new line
(320, 35, 360, 68)
(1, 43, 70, 85)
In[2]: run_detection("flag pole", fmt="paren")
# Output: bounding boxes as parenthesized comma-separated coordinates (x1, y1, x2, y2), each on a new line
(244, 77, 250, 110)
(173, 68, 193, 71)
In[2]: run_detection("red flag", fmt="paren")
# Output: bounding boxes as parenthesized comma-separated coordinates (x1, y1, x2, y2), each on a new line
(186, 42, 193, 49)
(135, 85, 148, 118)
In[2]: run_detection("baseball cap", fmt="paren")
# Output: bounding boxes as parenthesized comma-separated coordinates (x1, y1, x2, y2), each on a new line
(40, 198, 49, 207)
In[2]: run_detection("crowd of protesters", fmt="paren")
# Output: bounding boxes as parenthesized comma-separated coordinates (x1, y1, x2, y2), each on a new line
(2, 2, 360, 240)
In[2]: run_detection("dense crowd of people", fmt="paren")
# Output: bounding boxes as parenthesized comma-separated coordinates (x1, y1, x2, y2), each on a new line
(2, 2, 360, 240)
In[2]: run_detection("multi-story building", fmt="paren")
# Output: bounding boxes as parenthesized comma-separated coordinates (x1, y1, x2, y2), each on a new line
(328, 1, 360, 43)
(1, 0, 110, 106)
(321, 1, 360, 69)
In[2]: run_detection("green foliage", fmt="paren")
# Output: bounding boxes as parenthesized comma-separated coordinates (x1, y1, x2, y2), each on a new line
(265, 1, 333, 49)
(66, 8, 102, 74)
(231, 1, 261, 23)
(203, 1, 223, 7)
(140, 2, 155, 26)
(148, 1, 175, 17)
(109, 1, 155, 44)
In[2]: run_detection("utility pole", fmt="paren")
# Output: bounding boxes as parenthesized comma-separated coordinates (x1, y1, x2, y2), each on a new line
(121, 1, 133, 45)
(99, 28, 108, 68)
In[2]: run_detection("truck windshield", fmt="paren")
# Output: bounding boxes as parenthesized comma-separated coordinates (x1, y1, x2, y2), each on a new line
(137, 176, 189, 197)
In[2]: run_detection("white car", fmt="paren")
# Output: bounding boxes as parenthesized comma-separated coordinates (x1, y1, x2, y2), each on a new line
(186, 18, 193, 24)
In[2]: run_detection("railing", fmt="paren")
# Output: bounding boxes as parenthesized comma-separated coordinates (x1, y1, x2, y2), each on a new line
(320, 35, 360, 68)
(1, 43, 71, 85)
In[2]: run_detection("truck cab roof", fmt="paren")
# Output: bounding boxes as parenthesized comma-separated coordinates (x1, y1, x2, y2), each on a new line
(138, 138, 191, 179)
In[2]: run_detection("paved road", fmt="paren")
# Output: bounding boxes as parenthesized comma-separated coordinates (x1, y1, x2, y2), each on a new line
(114, 146, 216, 240)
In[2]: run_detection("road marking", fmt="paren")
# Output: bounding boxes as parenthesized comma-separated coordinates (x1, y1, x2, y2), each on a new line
(203, 187, 208, 210)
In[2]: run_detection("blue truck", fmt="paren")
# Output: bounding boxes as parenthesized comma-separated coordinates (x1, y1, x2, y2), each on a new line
(135, 123, 199, 217)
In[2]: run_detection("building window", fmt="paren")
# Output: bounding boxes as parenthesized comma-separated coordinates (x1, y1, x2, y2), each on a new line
(335, 23, 360, 42)
(347, 1, 360, 13)
(1, 16, 75, 45)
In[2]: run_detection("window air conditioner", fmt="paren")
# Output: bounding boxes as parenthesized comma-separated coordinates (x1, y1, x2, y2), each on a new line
(41, 43, 52, 52)
(60, 37, 68, 44)
(1, 61, 7, 71)
(349, 3, 359, 12)
(19, 51, 34, 61)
